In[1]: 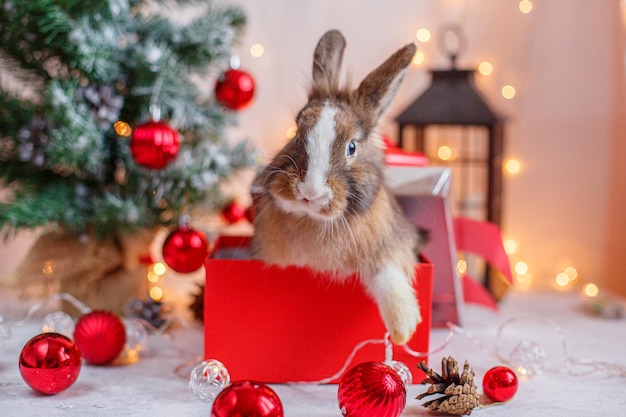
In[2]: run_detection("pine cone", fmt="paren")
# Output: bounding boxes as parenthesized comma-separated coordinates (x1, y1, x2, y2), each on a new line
(124, 298, 170, 329)
(75, 82, 124, 128)
(417, 356, 481, 415)
(17, 116, 52, 166)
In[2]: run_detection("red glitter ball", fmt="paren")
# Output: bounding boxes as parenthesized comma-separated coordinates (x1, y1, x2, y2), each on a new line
(244, 205, 255, 224)
(221, 201, 247, 224)
(130, 120, 180, 170)
(214, 69, 255, 110)
(162, 226, 209, 273)
(19, 332, 82, 395)
(73, 310, 126, 365)
(337, 361, 406, 417)
(482, 366, 519, 402)
(211, 380, 283, 417)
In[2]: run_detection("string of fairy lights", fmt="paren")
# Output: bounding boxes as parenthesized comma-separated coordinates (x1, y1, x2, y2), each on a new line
(146, 261, 167, 302)
(241, 0, 605, 301)
(403, 0, 606, 302)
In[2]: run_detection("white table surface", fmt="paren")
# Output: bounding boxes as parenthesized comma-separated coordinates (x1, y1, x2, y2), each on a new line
(1, 287, 625, 417)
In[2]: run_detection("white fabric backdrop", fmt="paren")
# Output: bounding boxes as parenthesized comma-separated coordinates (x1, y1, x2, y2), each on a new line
(1, 286, 625, 416)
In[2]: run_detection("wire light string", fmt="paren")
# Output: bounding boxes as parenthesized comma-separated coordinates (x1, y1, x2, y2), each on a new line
(3, 294, 625, 382)
(1, 292, 189, 357)
(286, 327, 457, 385)
(10, 292, 92, 327)
(288, 316, 626, 385)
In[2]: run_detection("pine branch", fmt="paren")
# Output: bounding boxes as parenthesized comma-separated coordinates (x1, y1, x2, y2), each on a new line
(0, 181, 88, 236)
(91, 190, 163, 237)
(66, 16, 124, 81)
(0, 1, 74, 81)
(172, 4, 246, 71)
(0, 89, 37, 140)
(0, 0, 129, 83)
(1, 0, 254, 239)
(55, 0, 130, 21)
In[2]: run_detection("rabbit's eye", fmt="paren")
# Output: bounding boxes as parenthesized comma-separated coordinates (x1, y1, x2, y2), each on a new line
(346, 141, 357, 157)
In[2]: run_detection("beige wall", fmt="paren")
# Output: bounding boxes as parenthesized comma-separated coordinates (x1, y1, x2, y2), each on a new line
(605, 8, 626, 297)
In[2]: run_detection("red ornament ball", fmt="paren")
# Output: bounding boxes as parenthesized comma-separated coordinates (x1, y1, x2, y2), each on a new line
(19, 332, 82, 395)
(130, 120, 180, 169)
(221, 201, 247, 224)
(482, 366, 518, 403)
(338, 361, 406, 417)
(211, 380, 284, 417)
(162, 226, 209, 273)
(215, 69, 255, 110)
(244, 205, 255, 224)
(73, 310, 126, 365)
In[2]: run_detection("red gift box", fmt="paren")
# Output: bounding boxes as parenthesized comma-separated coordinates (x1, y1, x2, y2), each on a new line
(383, 137, 429, 167)
(204, 235, 434, 383)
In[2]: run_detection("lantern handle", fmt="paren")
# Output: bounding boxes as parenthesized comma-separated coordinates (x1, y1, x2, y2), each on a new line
(437, 23, 467, 69)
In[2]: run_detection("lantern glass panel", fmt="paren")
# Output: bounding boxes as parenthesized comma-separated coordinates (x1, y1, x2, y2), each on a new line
(422, 125, 490, 221)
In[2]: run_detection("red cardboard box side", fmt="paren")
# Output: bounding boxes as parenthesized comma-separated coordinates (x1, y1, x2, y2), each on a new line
(204, 235, 433, 383)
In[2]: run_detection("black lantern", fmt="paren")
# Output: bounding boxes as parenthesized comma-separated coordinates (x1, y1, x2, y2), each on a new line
(396, 27, 505, 226)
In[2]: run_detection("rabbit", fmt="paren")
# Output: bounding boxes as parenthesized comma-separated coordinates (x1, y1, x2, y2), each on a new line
(250, 29, 422, 346)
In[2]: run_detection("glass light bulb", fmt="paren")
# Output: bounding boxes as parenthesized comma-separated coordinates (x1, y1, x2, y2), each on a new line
(189, 359, 231, 401)
(42, 311, 75, 338)
(510, 339, 544, 377)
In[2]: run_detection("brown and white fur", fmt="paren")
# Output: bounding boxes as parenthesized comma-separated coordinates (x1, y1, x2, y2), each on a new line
(250, 30, 421, 345)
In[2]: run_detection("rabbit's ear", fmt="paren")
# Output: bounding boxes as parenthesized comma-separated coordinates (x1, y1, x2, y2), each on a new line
(354, 43, 416, 123)
(311, 30, 346, 95)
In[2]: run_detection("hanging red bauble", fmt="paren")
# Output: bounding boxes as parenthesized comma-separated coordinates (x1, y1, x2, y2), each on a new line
(73, 310, 126, 365)
(482, 366, 518, 403)
(221, 200, 247, 224)
(244, 205, 255, 224)
(215, 69, 255, 110)
(19, 333, 82, 395)
(162, 226, 209, 273)
(337, 361, 406, 417)
(129, 120, 180, 170)
(211, 380, 284, 417)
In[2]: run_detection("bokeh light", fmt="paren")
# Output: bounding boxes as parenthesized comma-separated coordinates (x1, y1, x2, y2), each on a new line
(478, 61, 493, 76)
(502, 85, 517, 99)
(503, 239, 518, 255)
(250, 43, 264, 58)
(514, 261, 528, 275)
(286, 125, 297, 139)
(412, 50, 425, 65)
(437, 145, 453, 161)
(519, 0, 533, 14)
(505, 158, 522, 175)
(583, 283, 599, 298)
(416, 28, 431, 42)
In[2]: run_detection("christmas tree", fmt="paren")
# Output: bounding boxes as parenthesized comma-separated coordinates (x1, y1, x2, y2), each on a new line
(0, 0, 254, 310)
(0, 0, 252, 238)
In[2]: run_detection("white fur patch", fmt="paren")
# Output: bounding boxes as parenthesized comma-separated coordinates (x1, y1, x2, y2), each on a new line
(300, 104, 336, 202)
(367, 263, 421, 345)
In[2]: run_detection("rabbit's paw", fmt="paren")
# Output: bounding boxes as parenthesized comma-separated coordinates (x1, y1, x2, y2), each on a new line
(384, 296, 422, 345)
(371, 265, 422, 346)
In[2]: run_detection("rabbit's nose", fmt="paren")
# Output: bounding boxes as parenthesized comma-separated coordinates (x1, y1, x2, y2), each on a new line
(298, 182, 333, 205)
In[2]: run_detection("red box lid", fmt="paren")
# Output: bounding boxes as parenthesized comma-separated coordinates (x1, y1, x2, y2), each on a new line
(204, 235, 433, 383)
(383, 137, 429, 167)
